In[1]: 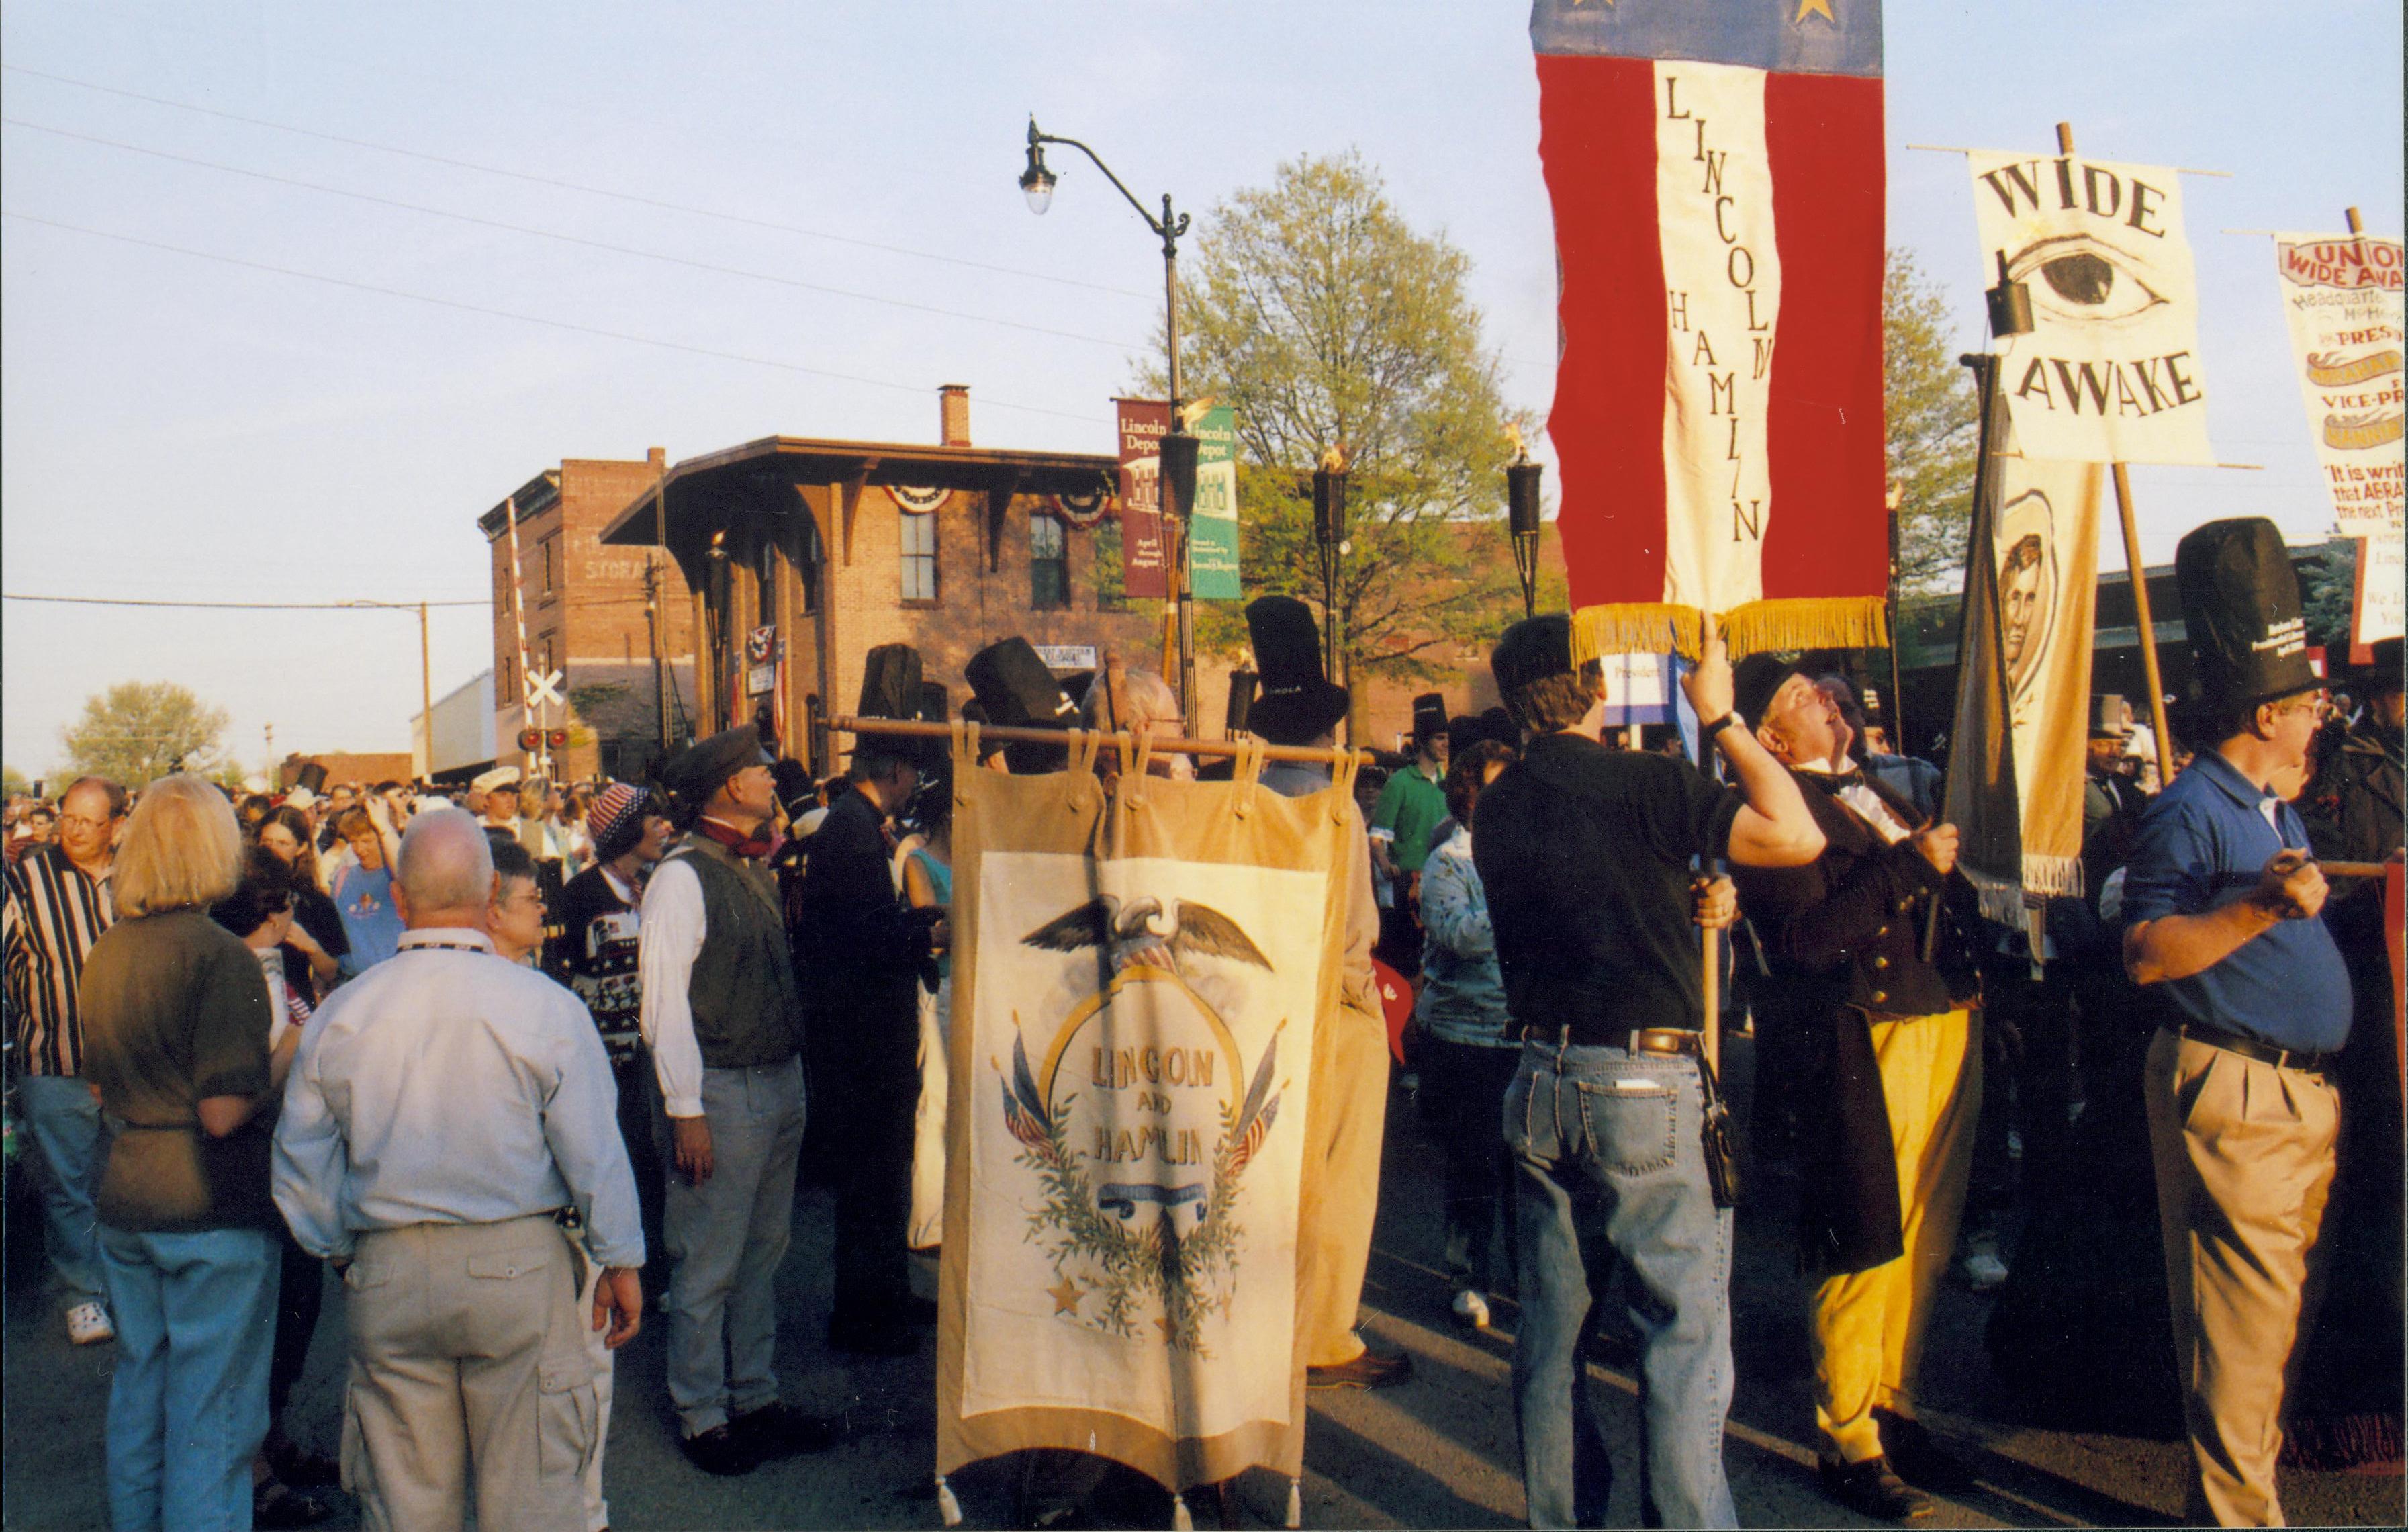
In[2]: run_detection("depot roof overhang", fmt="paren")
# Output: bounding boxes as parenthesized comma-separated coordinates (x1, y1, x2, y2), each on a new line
(597, 435, 1119, 557)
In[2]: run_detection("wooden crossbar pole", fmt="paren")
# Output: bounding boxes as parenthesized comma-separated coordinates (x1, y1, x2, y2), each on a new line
(831, 715, 1364, 769)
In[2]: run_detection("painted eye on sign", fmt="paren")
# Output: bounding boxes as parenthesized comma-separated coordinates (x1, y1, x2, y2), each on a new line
(891, 484, 951, 514)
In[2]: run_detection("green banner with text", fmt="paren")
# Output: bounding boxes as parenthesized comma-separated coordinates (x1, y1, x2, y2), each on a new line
(1188, 404, 1242, 599)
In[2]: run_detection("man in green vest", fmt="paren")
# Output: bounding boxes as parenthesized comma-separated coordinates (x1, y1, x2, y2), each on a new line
(640, 725, 842, 1476)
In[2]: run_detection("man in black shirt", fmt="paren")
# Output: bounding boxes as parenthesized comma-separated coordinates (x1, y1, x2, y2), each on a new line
(796, 737, 940, 1356)
(1474, 614, 1821, 1530)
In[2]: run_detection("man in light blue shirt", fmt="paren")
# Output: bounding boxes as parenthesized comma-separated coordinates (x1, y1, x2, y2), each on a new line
(275, 809, 641, 1532)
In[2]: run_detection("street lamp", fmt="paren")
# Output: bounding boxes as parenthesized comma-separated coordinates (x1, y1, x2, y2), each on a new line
(1019, 116, 1200, 734)
(1506, 449, 1544, 621)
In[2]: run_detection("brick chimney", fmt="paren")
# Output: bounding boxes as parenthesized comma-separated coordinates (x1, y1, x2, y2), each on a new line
(939, 384, 971, 447)
(647, 445, 666, 469)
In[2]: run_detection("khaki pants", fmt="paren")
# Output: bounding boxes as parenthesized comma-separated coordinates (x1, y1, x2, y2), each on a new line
(341, 1216, 595, 1532)
(1299, 998, 1391, 1367)
(2143, 1028, 2339, 1527)
(1811, 1009, 1981, 1465)
(576, 1235, 614, 1532)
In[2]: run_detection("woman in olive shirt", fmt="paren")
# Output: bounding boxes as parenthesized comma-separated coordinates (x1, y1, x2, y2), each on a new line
(80, 776, 299, 1532)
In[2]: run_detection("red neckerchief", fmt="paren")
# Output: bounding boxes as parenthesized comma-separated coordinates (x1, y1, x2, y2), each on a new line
(696, 817, 775, 861)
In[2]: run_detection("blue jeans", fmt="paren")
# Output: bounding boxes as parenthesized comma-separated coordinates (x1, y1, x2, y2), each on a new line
(99, 1224, 279, 1532)
(21, 1073, 108, 1305)
(1506, 1039, 1736, 1529)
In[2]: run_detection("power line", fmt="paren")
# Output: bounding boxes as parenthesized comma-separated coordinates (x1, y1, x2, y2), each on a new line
(3, 63, 1151, 300)
(2, 210, 1107, 425)
(5, 592, 487, 610)
(4, 116, 1138, 351)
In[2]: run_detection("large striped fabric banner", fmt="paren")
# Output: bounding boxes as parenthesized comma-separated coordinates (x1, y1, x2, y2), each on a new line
(1532, 0, 1890, 660)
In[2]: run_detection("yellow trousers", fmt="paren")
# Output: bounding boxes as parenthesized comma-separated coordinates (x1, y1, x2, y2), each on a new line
(1298, 997, 1391, 1366)
(2143, 1028, 2338, 1528)
(1810, 1008, 1981, 1465)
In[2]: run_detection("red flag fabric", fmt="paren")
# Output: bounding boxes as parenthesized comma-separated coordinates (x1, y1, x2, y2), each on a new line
(1532, 1, 1890, 660)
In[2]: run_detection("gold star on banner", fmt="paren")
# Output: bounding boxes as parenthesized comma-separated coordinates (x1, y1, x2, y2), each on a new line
(1048, 1277, 1083, 1316)
(1795, 0, 1836, 21)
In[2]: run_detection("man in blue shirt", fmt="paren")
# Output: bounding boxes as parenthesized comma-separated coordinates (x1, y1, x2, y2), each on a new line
(2121, 518, 2352, 1527)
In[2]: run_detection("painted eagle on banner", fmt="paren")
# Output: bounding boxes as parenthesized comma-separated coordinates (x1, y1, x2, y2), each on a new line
(1022, 896, 1272, 981)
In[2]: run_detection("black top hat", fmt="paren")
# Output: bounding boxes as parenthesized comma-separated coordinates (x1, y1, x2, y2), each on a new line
(2175, 518, 2319, 713)
(1411, 693, 1448, 743)
(1245, 597, 1350, 745)
(1732, 654, 1803, 728)
(966, 637, 1079, 772)
(2352, 636, 2403, 697)
(2088, 694, 2130, 739)
(854, 645, 941, 766)
(1491, 614, 1579, 701)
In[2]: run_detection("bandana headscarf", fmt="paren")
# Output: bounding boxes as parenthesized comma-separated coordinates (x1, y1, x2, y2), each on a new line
(587, 783, 649, 864)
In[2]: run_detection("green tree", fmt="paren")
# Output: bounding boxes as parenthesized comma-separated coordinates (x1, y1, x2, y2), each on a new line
(2, 764, 30, 799)
(2301, 537, 2357, 650)
(1148, 152, 1534, 695)
(1886, 248, 1982, 593)
(60, 681, 230, 788)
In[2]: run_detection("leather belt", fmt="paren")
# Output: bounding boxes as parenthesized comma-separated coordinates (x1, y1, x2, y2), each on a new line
(1520, 1026, 1702, 1057)
(2174, 1022, 2335, 1076)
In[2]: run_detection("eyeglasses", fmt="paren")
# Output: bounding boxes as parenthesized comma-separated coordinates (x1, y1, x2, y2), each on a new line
(58, 815, 117, 833)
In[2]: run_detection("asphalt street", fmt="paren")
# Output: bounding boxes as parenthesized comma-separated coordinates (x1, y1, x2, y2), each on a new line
(5, 1030, 2401, 1529)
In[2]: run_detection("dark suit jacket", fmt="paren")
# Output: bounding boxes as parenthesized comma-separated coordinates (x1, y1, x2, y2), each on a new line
(1734, 769, 1982, 1275)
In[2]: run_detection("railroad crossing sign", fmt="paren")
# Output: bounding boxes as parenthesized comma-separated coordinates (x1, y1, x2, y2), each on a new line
(524, 668, 565, 709)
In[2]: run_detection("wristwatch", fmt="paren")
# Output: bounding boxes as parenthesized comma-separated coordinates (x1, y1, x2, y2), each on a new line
(1698, 712, 1742, 740)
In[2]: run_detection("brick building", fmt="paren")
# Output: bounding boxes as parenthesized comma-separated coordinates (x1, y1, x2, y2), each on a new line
(478, 452, 699, 784)
(598, 388, 1236, 776)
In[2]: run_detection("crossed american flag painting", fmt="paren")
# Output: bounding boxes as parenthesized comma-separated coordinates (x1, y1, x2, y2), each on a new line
(1532, 0, 1891, 660)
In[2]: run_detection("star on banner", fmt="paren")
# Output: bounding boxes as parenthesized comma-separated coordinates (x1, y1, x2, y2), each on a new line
(1048, 1277, 1083, 1316)
(1794, 0, 1836, 21)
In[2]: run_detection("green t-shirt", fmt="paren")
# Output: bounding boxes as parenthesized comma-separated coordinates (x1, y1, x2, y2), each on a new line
(1371, 761, 1450, 875)
(81, 908, 275, 1232)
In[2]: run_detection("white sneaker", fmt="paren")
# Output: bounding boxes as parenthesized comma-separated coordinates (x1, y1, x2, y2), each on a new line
(66, 1301, 115, 1345)
(1451, 1289, 1491, 1329)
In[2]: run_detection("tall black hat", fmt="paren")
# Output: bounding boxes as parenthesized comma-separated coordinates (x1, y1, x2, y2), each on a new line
(1411, 693, 1448, 744)
(1246, 596, 1350, 744)
(966, 637, 1079, 773)
(1491, 614, 1575, 699)
(2352, 637, 2403, 698)
(1732, 654, 1804, 728)
(855, 644, 939, 766)
(2174, 517, 2318, 713)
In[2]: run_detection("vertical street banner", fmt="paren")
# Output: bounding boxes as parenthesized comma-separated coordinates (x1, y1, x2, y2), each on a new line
(2271, 232, 2403, 647)
(1116, 398, 1172, 600)
(1967, 150, 2213, 466)
(1530, 0, 1890, 662)
(938, 739, 1353, 1498)
(1945, 367, 2102, 920)
(1188, 403, 1243, 600)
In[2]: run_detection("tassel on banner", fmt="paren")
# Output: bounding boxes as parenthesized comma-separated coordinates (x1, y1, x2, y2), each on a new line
(1171, 1490, 1194, 1531)
(935, 1474, 962, 1527)
(1572, 597, 1890, 664)
(1286, 1477, 1303, 1529)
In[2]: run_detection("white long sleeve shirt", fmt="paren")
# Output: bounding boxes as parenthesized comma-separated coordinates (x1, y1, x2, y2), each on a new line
(271, 928, 644, 1267)
(636, 856, 710, 1117)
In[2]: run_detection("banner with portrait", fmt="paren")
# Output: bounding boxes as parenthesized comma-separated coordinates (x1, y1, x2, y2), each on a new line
(937, 734, 1353, 1497)
(1945, 373, 2102, 924)
(1969, 150, 2214, 466)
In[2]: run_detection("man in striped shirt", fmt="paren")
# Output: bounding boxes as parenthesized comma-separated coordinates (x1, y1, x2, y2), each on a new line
(2, 775, 125, 1345)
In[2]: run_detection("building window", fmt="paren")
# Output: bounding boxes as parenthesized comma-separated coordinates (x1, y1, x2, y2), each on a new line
(797, 515, 823, 614)
(540, 537, 556, 596)
(1030, 513, 1069, 609)
(753, 537, 778, 627)
(899, 508, 939, 603)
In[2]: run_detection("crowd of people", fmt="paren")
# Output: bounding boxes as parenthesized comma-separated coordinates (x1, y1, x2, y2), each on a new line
(2, 519, 2399, 1531)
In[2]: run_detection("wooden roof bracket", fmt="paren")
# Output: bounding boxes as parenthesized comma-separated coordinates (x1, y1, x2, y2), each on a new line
(834, 457, 877, 566)
(985, 466, 1026, 572)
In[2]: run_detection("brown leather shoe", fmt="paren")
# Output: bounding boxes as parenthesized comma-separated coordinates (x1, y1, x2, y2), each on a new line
(1875, 1408, 1978, 1495)
(1307, 1347, 1413, 1389)
(1818, 1456, 1933, 1521)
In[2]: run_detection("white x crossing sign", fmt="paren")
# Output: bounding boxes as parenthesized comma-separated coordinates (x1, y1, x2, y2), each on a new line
(525, 668, 565, 709)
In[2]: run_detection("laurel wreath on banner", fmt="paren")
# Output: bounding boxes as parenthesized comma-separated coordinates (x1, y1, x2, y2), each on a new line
(996, 1026, 1281, 1355)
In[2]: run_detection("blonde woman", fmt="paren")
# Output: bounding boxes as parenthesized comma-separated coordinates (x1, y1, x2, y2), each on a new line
(80, 774, 295, 1532)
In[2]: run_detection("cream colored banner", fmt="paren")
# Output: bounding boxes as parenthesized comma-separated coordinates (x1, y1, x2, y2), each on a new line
(1992, 441, 2103, 903)
(1970, 150, 2213, 466)
(2273, 232, 2405, 539)
(1654, 58, 1780, 613)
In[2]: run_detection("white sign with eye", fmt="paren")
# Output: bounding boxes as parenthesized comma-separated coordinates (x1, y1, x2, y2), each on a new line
(1969, 151, 2214, 466)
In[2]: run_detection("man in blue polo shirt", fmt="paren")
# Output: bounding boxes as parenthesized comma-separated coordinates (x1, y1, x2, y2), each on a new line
(2122, 519, 2352, 1527)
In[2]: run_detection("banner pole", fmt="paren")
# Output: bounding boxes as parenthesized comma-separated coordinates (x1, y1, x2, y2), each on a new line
(2111, 463, 2176, 785)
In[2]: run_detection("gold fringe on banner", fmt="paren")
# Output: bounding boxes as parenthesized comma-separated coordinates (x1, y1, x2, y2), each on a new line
(1571, 596, 1891, 663)
(1963, 856, 2085, 931)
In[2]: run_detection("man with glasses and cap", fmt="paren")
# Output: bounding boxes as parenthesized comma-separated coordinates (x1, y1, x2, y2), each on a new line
(639, 724, 841, 1476)
(2121, 518, 2356, 1526)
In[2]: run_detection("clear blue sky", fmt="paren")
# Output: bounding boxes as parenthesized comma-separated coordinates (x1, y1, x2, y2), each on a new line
(4, 0, 2399, 776)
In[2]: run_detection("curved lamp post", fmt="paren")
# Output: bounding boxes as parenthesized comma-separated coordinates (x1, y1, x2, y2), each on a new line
(1021, 118, 1199, 733)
